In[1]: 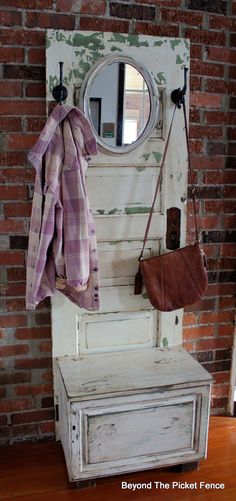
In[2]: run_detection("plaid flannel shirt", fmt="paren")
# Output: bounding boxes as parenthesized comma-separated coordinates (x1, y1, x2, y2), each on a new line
(26, 104, 100, 311)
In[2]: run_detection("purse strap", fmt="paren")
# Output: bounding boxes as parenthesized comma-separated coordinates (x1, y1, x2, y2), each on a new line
(138, 97, 199, 261)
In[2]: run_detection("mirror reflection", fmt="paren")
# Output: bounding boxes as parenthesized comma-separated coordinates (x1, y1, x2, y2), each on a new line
(88, 62, 150, 148)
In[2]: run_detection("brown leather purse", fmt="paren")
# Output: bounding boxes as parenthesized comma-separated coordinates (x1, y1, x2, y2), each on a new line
(134, 99, 208, 312)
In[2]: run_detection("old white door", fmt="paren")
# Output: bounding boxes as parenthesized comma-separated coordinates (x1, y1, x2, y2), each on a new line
(46, 31, 190, 408)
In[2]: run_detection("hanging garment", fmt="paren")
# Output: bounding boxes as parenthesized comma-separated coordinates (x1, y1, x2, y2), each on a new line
(26, 104, 100, 311)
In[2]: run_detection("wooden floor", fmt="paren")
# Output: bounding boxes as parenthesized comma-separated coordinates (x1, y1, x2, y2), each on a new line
(0, 416, 235, 501)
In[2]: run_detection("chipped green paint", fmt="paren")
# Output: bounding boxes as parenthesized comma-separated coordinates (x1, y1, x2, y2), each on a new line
(136, 166, 146, 172)
(162, 337, 169, 348)
(67, 32, 105, 51)
(48, 75, 59, 92)
(109, 241, 121, 245)
(108, 33, 148, 48)
(170, 39, 181, 50)
(152, 151, 162, 164)
(97, 209, 105, 215)
(142, 292, 149, 299)
(184, 39, 190, 51)
(176, 54, 184, 65)
(110, 46, 122, 52)
(125, 207, 151, 214)
(156, 72, 166, 84)
(177, 172, 182, 182)
(108, 208, 120, 215)
(154, 40, 164, 47)
(142, 153, 150, 162)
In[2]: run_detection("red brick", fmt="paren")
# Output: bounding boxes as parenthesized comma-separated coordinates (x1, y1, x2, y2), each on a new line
(14, 384, 53, 396)
(0, 372, 31, 385)
(222, 171, 236, 184)
(207, 47, 231, 63)
(0, 416, 7, 426)
(0, 388, 6, 398)
(7, 134, 39, 150)
(14, 358, 52, 370)
(35, 312, 50, 325)
(0, 167, 34, 184)
(196, 338, 233, 351)
(0, 117, 22, 132)
(26, 83, 46, 98)
(2, 283, 26, 297)
(134, 21, 179, 37)
(0, 344, 29, 356)
(191, 156, 225, 170)
(0, 315, 27, 328)
(0, 151, 27, 167)
(190, 92, 222, 108)
(28, 48, 46, 65)
(190, 125, 223, 139)
(39, 421, 55, 434)
(42, 370, 53, 382)
(15, 327, 51, 340)
(209, 14, 235, 30)
(7, 268, 26, 282)
(80, 16, 130, 33)
(190, 44, 202, 59)
(12, 424, 38, 437)
(26, 117, 46, 132)
(183, 313, 197, 326)
(205, 79, 228, 94)
(0, 186, 27, 201)
(205, 200, 223, 214)
(227, 127, 236, 140)
(11, 409, 54, 425)
(0, 82, 23, 98)
(183, 325, 215, 340)
(0, 101, 46, 116)
(199, 312, 235, 325)
(0, 252, 25, 265)
(206, 283, 236, 296)
(0, 220, 25, 234)
(6, 299, 26, 312)
(204, 111, 228, 125)
(212, 384, 230, 398)
(38, 341, 52, 353)
(223, 201, 236, 213)
(0, 29, 45, 46)
(190, 76, 202, 92)
(0, 48, 24, 64)
(56, 0, 73, 11)
(1, 0, 53, 8)
(0, 398, 33, 413)
(137, 0, 181, 4)
(161, 9, 203, 26)
(204, 171, 222, 184)
(80, 0, 106, 15)
(213, 372, 230, 384)
(218, 324, 235, 336)
(26, 12, 75, 29)
(224, 186, 236, 198)
(189, 139, 203, 154)
(219, 297, 236, 310)
(201, 215, 222, 229)
(0, 10, 22, 26)
(4, 203, 32, 218)
(185, 28, 226, 46)
(225, 215, 236, 229)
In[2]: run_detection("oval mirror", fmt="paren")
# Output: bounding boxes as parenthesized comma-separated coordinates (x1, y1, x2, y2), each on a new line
(80, 56, 159, 154)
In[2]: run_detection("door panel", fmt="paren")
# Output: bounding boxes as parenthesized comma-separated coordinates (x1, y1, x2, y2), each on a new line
(47, 31, 189, 394)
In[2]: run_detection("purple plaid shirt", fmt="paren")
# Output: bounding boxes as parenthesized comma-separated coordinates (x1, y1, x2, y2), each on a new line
(26, 104, 100, 311)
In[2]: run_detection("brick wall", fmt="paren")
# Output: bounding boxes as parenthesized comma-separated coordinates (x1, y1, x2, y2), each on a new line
(0, 0, 235, 444)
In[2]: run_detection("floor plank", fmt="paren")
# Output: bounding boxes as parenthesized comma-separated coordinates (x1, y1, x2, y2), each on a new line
(0, 416, 235, 500)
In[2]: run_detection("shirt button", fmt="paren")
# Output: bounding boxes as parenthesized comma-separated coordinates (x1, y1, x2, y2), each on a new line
(91, 229, 95, 234)
(94, 293, 98, 298)
(93, 267, 98, 272)
(94, 286, 99, 291)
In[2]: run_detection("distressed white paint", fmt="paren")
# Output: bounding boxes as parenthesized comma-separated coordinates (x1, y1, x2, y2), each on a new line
(47, 32, 211, 481)
(47, 31, 190, 358)
(56, 347, 211, 481)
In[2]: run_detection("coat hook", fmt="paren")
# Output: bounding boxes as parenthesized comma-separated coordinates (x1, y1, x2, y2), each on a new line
(52, 61, 68, 104)
(171, 67, 188, 109)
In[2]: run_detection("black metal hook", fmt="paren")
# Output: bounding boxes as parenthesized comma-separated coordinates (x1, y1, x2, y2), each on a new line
(52, 61, 68, 105)
(171, 67, 188, 109)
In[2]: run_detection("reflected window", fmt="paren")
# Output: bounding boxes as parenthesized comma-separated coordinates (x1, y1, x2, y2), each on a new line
(88, 62, 150, 148)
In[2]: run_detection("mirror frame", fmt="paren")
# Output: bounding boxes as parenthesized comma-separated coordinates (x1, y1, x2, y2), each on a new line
(79, 55, 159, 155)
